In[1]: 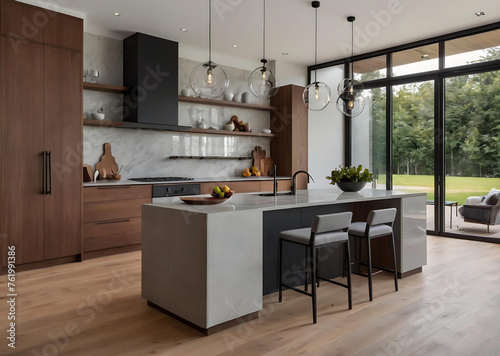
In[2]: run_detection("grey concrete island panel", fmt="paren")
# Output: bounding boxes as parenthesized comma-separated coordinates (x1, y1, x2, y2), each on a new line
(141, 188, 427, 334)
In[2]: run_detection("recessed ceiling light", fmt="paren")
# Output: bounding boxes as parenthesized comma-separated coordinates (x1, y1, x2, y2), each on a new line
(475, 11, 485, 17)
(232, 44, 238, 48)
(282, 52, 289, 56)
(114, 12, 120, 16)
(180, 28, 188, 32)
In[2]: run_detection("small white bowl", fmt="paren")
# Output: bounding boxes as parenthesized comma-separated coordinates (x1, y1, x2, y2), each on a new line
(262, 129, 272, 134)
(224, 124, 235, 131)
(92, 113, 105, 120)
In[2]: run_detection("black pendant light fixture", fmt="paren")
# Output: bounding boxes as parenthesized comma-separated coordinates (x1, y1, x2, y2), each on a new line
(336, 16, 365, 117)
(190, 0, 229, 98)
(248, 0, 279, 99)
(303, 1, 331, 111)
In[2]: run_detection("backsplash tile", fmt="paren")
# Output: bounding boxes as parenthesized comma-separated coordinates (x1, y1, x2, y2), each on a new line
(83, 127, 271, 178)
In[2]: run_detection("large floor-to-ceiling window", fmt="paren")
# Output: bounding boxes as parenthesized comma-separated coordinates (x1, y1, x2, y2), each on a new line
(312, 22, 500, 241)
(392, 81, 435, 232)
(444, 70, 500, 236)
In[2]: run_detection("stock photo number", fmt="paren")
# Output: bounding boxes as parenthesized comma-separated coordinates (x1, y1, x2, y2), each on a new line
(6, 245, 17, 349)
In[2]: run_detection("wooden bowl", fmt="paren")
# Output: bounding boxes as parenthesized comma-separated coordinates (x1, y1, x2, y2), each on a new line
(210, 190, 234, 198)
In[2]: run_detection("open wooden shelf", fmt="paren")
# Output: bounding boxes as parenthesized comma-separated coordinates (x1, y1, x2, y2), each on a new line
(169, 156, 251, 160)
(178, 96, 275, 112)
(186, 127, 276, 137)
(83, 82, 129, 94)
(83, 120, 276, 138)
(83, 119, 123, 127)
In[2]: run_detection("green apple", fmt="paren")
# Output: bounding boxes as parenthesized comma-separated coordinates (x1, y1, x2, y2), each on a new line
(218, 192, 225, 198)
(213, 186, 221, 194)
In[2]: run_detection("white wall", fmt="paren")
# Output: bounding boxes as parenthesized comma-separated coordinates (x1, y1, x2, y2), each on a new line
(275, 60, 308, 87)
(308, 65, 346, 188)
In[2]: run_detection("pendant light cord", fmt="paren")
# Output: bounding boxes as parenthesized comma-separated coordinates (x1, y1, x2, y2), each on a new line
(262, 0, 266, 60)
(350, 19, 353, 81)
(314, 5, 318, 83)
(209, 0, 212, 63)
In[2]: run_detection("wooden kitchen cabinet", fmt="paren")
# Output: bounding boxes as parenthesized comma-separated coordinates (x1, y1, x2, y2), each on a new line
(0, 0, 82, 50)
(83, 186, 152, 258)
(0, 0, 83, 269)
(43, 45, 83, 260)
(0, 37, 45, 266)
(260, 179, 292, 192)
(200, 179, 292, 195)
(271, 85, 309, 190)
(200, 181, 261, 194)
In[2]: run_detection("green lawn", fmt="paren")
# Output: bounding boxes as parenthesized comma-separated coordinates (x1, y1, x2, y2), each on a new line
(378, 174, 500, 205)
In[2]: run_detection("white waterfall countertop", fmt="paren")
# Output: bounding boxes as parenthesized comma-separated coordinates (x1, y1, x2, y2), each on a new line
(146, 188, 427, 213)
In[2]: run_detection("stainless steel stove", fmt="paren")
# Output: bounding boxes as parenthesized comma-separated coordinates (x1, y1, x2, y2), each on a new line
(129, 177, 194, 183)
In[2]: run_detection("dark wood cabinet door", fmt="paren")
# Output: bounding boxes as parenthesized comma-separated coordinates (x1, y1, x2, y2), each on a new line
(0, 37, 45, 266)
(1, 0, 82, 51)
(44, 11, 83, 51)
(43, 46, 82, 260)
(0, 0, 44, 43)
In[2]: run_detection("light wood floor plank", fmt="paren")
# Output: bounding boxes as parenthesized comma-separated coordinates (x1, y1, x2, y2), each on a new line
(1, 236, 500, 355)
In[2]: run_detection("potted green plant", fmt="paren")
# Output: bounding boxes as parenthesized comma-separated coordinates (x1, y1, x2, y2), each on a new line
(326, 165, 373, 192)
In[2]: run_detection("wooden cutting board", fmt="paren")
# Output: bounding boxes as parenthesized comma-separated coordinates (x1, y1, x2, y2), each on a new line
(252, 146, 266, 168)
(95, 143, 119, 180)
(83, 164, 93, 182)
(260, 158, 274, 176)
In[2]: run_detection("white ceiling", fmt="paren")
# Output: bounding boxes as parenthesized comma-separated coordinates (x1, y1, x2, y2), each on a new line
(28, 0, 500, 67)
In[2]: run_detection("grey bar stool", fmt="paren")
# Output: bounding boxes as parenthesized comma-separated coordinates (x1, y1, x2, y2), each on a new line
(348, 208, 398, 301)
(278, 212, 353, 324)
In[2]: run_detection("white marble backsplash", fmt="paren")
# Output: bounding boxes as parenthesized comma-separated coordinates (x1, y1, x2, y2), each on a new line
(83, 127, 271, 179)
(83, 33, 122, 86)
(83, 33, 273, 179)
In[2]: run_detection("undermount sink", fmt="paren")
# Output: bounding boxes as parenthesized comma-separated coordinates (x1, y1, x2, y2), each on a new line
(255, 192, 291, 197)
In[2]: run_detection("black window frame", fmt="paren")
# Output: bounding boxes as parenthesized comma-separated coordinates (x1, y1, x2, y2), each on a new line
(306, 20, 500, 240)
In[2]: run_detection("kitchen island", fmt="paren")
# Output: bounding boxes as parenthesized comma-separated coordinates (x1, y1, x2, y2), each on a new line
(142, 189, 426, 334)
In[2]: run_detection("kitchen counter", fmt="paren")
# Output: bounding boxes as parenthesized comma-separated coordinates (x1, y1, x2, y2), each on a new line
(147, 188, 425, 213)
(142, 188, 427, 334)
(83, 176, 291, 187)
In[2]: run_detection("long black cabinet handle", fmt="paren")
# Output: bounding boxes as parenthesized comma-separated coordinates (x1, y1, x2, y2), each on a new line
(95, 218, 131, 225)
(46, 151, 52, 195)
(42, 151, 47, 195)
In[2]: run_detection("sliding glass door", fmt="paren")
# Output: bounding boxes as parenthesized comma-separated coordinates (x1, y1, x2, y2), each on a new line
(392, 81, 435, 231)
(445, 71, 500, 236)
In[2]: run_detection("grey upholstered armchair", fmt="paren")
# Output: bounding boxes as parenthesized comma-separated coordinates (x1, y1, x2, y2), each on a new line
(459, 188, 500, 232)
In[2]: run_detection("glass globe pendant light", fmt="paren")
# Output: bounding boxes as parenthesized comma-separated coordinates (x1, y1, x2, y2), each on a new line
(303, 1, 331, 111)
(336, 16, 365, 117)
(190, 0, 228, 98)
(248, 0, 279, 99)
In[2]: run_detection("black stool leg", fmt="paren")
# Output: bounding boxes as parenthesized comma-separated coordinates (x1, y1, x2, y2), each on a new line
(358, 235, 362, 273)
(310, 244, 317, 324)
(305, 246, 308, 292)
(279, 238, 283, 303)
(342, 242, 346, 278)
(366, 236, 373, 301)
(390, 232, 398, 292)
(316, 247, 320, 288)
(346, 241, 352, 310)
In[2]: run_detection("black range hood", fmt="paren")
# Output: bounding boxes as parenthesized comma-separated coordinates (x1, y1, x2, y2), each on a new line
(123, 33, 190, 131)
